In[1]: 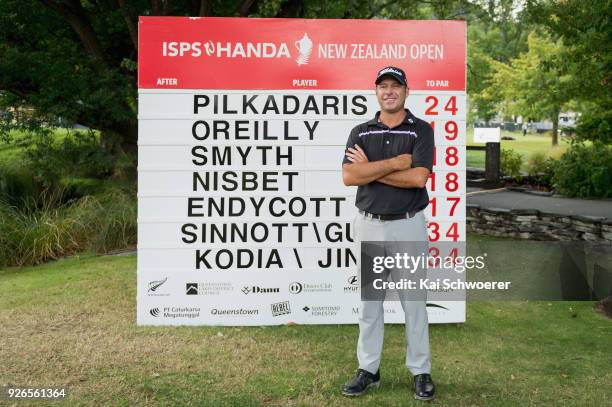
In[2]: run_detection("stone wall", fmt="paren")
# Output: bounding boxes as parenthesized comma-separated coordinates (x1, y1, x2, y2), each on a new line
(467, 204, 612, 243)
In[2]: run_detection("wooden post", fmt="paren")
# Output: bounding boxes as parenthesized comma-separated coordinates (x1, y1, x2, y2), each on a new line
(485, 142, 500, 184)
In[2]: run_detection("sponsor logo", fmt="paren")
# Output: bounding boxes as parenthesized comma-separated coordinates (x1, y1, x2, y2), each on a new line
(289, 282, 303, 294)
(271, 301, 291, 317)
(150, 306, 200, 319)
(352, 307, 396, 315)
(426, 303, 450, 310)
(204, 40, 215, 56)
(302, 305, 341, 317)
(210, 308, 259, 316)
(378, 67, 404, 78)
(162, 41, 291, 59)
(289, 282, 332, 294)
(148, 278, 167, 292)
(294, 33, 313, 66)
(242, 286, 280, 295)
(186, 282, 234, 296)
(344, 275, 359, 293)
(147, 278, 170, 296)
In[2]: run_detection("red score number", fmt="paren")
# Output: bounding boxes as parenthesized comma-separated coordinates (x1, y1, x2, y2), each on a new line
(427, 222, 460, 242)
(429, 120, 459, 141)
(424, 96, 458, 116)
(427, 172, 459, 192)
(428, 196, 461, 217)
(433, 146, 459, 167)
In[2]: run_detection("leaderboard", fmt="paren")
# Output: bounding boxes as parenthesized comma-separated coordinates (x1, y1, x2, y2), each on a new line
(137, 17, 467, 326)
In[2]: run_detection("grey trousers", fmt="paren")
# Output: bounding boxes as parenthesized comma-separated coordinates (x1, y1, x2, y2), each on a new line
(354, 211, 432, 376)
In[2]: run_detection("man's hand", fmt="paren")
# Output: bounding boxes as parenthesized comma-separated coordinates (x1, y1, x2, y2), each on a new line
(345, 145, 369, 163)
(390, 154, 412, 171)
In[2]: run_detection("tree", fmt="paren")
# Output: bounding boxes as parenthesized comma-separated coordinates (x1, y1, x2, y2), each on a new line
(485, 32, 571, 145)
(526, 0, 612, 144)
(467, 1, 532, 123)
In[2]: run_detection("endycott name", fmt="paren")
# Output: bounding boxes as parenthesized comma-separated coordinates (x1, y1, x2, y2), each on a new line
(162, 41, 444, 60)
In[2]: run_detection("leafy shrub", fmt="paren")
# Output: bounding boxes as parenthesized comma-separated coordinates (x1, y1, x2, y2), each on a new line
(552, 142, 612, 198)
(500, 149, 523, 178)
(527, 152, 556, 186)
(0, 187, 136, 267)
(18, 130, 117, 187)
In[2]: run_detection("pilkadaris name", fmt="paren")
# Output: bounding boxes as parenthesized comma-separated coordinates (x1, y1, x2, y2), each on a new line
(193, 94, 367, 115)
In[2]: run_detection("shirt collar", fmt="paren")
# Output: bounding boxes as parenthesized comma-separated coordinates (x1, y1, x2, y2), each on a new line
(367, 109, 416, 127)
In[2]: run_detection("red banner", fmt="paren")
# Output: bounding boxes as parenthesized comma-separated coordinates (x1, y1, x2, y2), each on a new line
(138, 17, 466, 90)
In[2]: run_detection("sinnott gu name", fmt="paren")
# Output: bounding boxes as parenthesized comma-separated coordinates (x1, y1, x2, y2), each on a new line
(181, 222, 353, 243)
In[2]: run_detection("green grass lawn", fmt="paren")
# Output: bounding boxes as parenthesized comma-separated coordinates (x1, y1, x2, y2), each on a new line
(466, 129, 571, 170)
(1, 248, 610, 406)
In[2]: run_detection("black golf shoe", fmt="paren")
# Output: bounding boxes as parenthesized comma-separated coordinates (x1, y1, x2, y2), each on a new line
(341, 369, 380, 396)
(414, 373, 435, 401)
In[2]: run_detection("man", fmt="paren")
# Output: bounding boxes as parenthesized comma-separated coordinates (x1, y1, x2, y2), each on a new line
(341, 66, 436, 401)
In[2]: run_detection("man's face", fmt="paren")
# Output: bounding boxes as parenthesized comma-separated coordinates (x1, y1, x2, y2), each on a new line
(375, 77, 408, 114)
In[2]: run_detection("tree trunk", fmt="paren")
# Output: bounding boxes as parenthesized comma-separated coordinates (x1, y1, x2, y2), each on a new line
(114, 119, 138, 158)
(117, 0, 138, 50)
(39, 0, 110, 66)
(552, 109, 559, 146)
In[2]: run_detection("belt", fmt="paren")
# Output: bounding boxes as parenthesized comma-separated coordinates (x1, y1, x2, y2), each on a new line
(359, 209, 419, 221)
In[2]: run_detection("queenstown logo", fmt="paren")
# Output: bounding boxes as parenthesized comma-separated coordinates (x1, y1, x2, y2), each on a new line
(294, 33, 313, 66)
(148, 278, 168, 292)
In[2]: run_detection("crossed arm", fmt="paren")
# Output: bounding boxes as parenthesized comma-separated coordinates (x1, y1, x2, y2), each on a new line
(342, 144, 430, 189)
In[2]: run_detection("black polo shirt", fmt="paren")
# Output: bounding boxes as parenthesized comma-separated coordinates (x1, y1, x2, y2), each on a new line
(342, 109, 434, 215)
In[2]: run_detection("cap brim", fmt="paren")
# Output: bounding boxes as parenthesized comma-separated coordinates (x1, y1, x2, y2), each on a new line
(375, 73, 406, 85)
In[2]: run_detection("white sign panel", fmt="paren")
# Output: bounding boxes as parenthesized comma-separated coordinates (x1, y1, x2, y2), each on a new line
(473, 127, 501, 143)
(138, 17, 467, 325)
